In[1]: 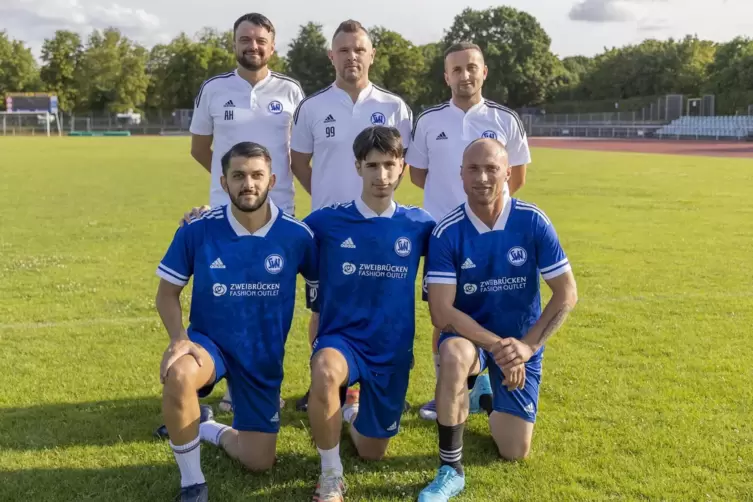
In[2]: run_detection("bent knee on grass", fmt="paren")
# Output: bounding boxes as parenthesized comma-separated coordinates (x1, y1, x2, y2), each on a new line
(224, 430, 277, 472)
(489, 411, 533, 461)
(352, 431, 390, 461)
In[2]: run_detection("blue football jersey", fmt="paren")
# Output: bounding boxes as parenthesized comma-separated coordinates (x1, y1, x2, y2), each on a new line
(156, 203, 318, 384)
(426, 199, 570, 361)
(304, 199, 435, 368)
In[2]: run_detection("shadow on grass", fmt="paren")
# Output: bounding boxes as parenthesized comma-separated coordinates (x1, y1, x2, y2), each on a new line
(1, 396, 506, 500)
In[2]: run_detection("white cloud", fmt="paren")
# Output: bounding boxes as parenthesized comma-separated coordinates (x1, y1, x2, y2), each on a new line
(0, 0, 169, 52)
(569, 0, 668, 23)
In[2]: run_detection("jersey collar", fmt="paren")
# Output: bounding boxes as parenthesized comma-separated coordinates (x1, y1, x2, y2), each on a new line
(226, 200, 279, 237)
(333, 81, 374, 105)
(464, 184, 512, 233)
(234, 68, 273, 90)
(355, 197, 396, 219)
(449, 96, 486, 116)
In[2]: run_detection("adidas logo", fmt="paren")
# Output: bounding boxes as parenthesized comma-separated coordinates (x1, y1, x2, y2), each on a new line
(386, 421, 398, 431)
(461, 258, 475, 269)
(271, 412, 279, 423)
(223, 100, 235, 108)
(340, 237, 356, 249)
(323, 114, 336, 123)
(436, 131, 448, 140)
(523, 403, 534, 414)
(210, 257, 226, 269)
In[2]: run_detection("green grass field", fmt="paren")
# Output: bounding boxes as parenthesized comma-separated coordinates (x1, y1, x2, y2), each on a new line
(1, 136, 752, 501)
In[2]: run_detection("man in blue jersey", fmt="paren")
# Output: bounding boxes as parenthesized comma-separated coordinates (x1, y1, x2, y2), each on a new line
(303, 126, 435, 502)
(418, 138, 578, 502)
(155, 141, 318, 501)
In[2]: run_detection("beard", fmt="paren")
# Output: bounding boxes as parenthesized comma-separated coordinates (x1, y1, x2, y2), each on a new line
(236, 50, 268, 71)
(229, 186, 270, 213)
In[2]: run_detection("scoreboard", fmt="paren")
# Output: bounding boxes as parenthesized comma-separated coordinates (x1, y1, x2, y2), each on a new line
(5, 93, 58, 113)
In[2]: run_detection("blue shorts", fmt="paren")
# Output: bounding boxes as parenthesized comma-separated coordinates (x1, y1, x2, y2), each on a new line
(312, 335, 410, 439)
(189, 330, 281, 433)
(438, 333, 542, 423)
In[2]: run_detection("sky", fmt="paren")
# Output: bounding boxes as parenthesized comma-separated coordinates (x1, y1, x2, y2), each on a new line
(1, 0, 752, 59)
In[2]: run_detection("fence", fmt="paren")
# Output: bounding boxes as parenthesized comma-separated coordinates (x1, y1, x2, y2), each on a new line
(0, 110, 194, 137)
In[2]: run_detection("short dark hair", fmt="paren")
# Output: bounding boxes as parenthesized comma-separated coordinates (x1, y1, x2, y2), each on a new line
(444, 41, 483, 59)
(332, 19, 370, 42)
(221, 142, 272, 175)
(233, 13, 275, 39)
(352, 126, 404, 162)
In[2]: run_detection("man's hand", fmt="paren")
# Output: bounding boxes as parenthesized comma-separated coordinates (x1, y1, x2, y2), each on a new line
(490, 337, 534, 372)
(179, 205, 211, 226)
(160, 339, 204, 384)
(501, 363, 526, 391)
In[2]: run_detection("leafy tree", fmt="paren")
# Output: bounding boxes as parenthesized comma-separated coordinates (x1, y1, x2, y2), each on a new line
(0, 31, 41, 102)
(286, 22, 334, 95)
(442, 6, 559, 107)
(40, 30, 82, 111)
(75, 28, 149, 112)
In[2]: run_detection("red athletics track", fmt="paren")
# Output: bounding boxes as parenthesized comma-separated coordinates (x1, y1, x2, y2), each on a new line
(529, 137, 753, 158)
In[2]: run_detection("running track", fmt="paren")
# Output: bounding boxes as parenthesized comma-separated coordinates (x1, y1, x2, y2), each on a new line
(529, 138, 753, 158)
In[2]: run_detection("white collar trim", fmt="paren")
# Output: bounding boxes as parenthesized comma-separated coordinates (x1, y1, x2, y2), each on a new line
(464, 186, 512, 233)
(355, 197, 396, 219)
(226, 200, 279, 237)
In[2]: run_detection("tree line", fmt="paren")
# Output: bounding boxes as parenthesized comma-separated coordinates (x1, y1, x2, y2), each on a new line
(1, 6, 753, 115)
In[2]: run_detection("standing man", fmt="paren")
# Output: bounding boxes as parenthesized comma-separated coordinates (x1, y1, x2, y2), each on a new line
(156, 142, 319, 502)
(290, 19, 414, 410)
(190, 12, 304, 411)
(418, 139, 577, 502)
(190, 12, 304, 215)
(304, 126, 435, 502)
(406, 42, 532, 420)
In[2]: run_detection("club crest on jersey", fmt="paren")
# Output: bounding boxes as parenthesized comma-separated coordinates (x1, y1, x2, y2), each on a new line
(463, 283, 477, 295)
(481, 130, 498, 139)
(507, 247, 527, 266)
(342, 262, 356, 275)
(394, 237, 412, 257)
(213, 283, 228, 296)
(268, 100, 283, 114)
(370, 112, 386, 125)
(265, 254, 284, 274)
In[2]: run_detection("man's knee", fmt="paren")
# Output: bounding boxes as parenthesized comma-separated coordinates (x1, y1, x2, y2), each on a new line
(238, 452, 275, 472)
(163, 358, 200, 399)
(438, 340, 475, 377)
(355, 439, 389, 462)
(310, 350, 346, 392)
(497, 437, 531, 461)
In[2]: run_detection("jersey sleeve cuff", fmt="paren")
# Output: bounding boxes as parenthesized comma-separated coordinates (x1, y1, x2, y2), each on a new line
(290, 141, 314, 154)
(426, 271, 457, 285)
(189, 125, 213, 136)
(404, 152, 428, 169)
(157, 264, 189, 286)
(540, 259, 571, 280)
(510, 153, 532, 166)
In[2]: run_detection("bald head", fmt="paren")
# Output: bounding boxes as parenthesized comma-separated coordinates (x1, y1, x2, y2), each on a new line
(462, 138, 509, 167)
(461, 138, 511, 207)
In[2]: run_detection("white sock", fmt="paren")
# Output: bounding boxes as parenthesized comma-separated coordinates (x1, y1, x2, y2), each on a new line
(317, 443, 343, 476)
(199, 420, 231, 446)
(434, 353, 440, 381)
(343, 404, 358, 424)
(170, 436, 206, 488)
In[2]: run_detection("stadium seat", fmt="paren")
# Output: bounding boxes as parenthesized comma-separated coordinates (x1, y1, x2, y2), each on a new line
(656, 116, 753, 139)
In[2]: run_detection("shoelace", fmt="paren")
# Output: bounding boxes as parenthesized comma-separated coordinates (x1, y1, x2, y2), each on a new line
(319, 471, 345, 499)
(427, 469, 455, 495)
